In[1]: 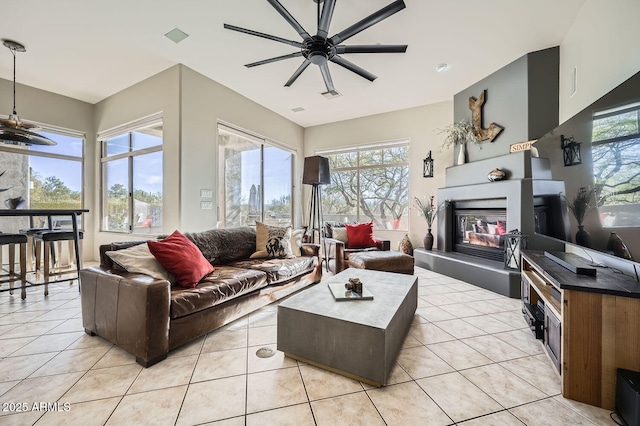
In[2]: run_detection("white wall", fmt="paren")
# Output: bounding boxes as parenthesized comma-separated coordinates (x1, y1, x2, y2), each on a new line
(303, 101, 453, 250)
(93, 66, 181, 254)
(92, 64, 305, 251)
(559, 0, 640, 123)
(180, 66, 304, 232)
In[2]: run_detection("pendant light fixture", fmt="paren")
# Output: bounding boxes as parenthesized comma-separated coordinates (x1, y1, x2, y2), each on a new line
(0, 39, 56, 146)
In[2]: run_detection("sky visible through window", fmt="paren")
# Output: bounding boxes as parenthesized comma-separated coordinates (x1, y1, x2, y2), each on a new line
(30, 132, 83, 191)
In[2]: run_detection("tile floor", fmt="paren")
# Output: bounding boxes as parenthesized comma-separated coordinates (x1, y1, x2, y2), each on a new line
(0, 266, 616, 425)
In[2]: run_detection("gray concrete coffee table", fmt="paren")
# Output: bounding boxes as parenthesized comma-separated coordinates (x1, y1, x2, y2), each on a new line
(277, 268, 417, 386)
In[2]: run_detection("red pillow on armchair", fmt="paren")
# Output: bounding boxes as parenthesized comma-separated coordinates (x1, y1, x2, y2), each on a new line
(345, 222, 377, 249)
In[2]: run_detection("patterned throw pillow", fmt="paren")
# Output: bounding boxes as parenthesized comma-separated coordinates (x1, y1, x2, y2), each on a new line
(250, 222, 294, 259)
(398, 234, 414, 255)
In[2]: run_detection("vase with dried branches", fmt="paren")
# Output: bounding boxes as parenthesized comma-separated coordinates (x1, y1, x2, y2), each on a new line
(414, 195, 438, 250)
(438, 119, 478, 165)
(562, 186, 595, 247)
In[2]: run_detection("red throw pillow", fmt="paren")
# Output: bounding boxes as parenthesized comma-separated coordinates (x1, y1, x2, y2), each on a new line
(496, 220, 507, 235)
(345, 222, 377, 249)
(147, 230, 214, 288)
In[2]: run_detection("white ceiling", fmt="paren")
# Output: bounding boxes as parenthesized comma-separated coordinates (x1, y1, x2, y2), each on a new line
(0, 0, 585, 128)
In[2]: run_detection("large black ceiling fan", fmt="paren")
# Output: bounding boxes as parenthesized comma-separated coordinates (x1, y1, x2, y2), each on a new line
(224, 0, 407, 93)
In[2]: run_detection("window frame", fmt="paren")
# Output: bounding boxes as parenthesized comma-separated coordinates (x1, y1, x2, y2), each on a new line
(590, 103, 640, 229)
(0, 120, 86, 228)
(217, 122, 296, 228)
(318, 140, 410, 230)
(98, 113, 163, 234)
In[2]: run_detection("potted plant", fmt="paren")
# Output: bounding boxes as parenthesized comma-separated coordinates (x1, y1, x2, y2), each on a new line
(562, 186, 595, 247)
(414, 195, 438, 250)
(438, 119, 478, 165)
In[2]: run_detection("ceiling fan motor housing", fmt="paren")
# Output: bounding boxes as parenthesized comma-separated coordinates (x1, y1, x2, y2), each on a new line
(305, 36, 333, 64)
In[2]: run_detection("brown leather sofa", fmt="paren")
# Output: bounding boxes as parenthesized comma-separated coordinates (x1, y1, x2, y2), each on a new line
(79, 227, 322, 367)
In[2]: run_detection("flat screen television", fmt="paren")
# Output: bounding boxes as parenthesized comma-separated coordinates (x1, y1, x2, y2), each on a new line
(534, 70, 640, 259)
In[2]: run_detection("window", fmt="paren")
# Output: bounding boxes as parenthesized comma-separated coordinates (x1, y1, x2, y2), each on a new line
(218, 124, 293, 228)
(591, 103, 640, 228)
(0, 127, 85, 228)
(99, 114, 163, 234)
(319, 141, 409, 230)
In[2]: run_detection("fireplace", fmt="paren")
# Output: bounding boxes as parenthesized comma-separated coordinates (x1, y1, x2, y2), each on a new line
(454, 208, 507, 262)
(414, 151, 569, 298)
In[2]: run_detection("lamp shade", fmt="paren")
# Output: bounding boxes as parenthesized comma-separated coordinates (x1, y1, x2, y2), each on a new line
(303, 156, 330, 185)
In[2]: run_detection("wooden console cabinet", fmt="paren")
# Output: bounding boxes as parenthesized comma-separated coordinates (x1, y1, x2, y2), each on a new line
(521, 250, 640, 410)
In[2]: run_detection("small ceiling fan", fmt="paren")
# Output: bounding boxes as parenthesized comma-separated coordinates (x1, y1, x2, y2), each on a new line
(224, 0, 407, 93)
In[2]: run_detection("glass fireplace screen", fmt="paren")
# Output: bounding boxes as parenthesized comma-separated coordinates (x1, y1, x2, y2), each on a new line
(456, 210, 507, 249)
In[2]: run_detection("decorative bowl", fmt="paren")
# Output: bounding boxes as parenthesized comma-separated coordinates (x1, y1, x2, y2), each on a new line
(487, 168, 506, 182)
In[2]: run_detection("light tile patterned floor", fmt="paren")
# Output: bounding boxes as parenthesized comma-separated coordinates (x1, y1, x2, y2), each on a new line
(0, 266, 616, 425)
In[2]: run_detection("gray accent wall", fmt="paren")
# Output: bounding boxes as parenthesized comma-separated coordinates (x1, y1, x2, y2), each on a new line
(454, 47, 559, 163)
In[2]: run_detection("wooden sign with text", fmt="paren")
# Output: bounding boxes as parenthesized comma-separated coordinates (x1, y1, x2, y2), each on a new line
(509, 140, 537, 153)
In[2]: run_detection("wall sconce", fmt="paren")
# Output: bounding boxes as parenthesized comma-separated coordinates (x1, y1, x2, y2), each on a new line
(504, 229, 528, 270)
(423, 151, 434, 178)
(561, 135, 581, 166)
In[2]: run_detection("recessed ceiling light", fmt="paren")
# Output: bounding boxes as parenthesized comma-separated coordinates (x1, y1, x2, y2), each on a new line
(321, 90, 342, 99)
(435, 63, 448, 73)
(164, 28, 189, 44)
(291, 107, 305, 112)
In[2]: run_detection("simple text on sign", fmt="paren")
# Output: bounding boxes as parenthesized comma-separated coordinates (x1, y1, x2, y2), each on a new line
(509, 140, 537, 153)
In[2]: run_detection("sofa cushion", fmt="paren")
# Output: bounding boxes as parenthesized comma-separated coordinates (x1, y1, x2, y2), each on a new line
(250, 222, 294, 259)
(170, 266, 269, 319)
(105, 242, 173, 282)
(185, 227, 256, 265)
(324, 221, 350, 238)
(345, 222, 377, 249)
(332, 227, 348, 243)
(291, 229, 305, 256)
(148, 230, 214, 289)
(230, 256, 315, 284)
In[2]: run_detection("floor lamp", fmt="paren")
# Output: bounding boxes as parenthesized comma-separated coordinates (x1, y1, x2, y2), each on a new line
(303, 156, 330, 244)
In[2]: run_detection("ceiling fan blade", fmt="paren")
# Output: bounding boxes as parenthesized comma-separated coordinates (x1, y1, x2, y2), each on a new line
(266, 0, 312, 41)
(285, 59, 311, 87)
(245, 52, 303, 68)
(330, 55, 377, 81)
(319, 62, 336, 93)
(224, 24, 304, 48)
(329, 0, 406, 45)
(335, 44, 407, 54)
(317, 0, 336, 39)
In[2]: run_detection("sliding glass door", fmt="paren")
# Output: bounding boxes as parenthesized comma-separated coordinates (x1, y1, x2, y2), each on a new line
(218, 125, 293, 228)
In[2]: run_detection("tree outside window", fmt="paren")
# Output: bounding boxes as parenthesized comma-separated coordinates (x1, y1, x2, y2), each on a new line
(0, 129, 84, 231)
(591, 104, 640, 228)
(321, 142, 409, 230)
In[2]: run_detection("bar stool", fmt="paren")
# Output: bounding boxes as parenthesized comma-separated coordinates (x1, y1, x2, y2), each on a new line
(34, 230, 84, 296)
(0, 233, 28, 299)
(18, 227, 48, 272)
